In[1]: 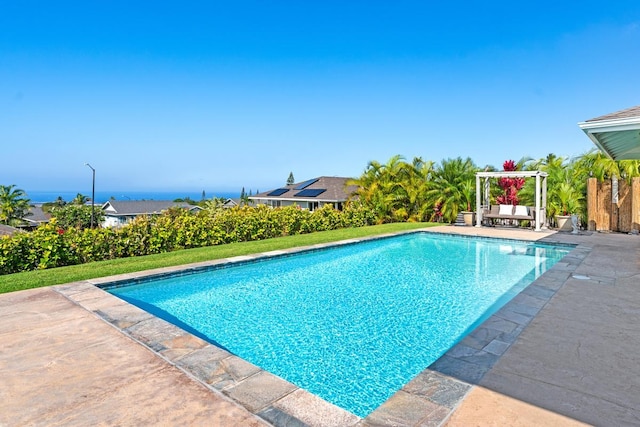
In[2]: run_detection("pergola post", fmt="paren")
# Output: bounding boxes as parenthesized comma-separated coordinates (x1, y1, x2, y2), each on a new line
(475, 174, 482, 227)
(542, 175, 548, 229)
(535, 174, 541, 231)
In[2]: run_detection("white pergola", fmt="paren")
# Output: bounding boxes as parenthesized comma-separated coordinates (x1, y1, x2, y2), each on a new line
(475, 171, 548, 232)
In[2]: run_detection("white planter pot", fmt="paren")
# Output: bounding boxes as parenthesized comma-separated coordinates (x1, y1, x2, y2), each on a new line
(462, 211, 476, 226)
(556, 215, 572, 232)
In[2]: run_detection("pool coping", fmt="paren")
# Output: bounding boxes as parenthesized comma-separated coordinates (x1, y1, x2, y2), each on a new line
(53, 228, 587, 426)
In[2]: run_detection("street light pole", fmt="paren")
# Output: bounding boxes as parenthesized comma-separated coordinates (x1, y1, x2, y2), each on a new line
(85, 163, 95, 228)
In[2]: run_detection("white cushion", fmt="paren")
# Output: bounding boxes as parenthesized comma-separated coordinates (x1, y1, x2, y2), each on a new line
(513, 205, 529, 216)
(498, 204, 513, 215)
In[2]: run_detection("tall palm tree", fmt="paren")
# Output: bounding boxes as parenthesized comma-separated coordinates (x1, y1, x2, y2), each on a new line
(0, 185, 31, 226)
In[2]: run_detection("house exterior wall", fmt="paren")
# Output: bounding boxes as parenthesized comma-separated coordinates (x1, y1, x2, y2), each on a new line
(103, 215, 136, 228)
(251, 199, 334, 211)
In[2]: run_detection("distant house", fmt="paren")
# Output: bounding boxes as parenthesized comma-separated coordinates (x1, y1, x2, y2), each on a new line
(19, 205, 52, 230)
(221, 198, 253, 209)
(101, 200, 202, 228)
(0, 224, 20, 236)
(249, 176, 357, 211)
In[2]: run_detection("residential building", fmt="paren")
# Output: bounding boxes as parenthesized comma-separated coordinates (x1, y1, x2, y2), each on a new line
(0, 224, 19, 236)
(221, 198, 253, 209)
(101, 200, 201, 228)
(249, 176, 357, 211)
(19, 205, 52, 230)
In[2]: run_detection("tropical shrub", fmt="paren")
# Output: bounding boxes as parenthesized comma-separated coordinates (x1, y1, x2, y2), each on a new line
(348, 155, 435, 223)
(0, 202, 376, 275)
(51, 204, 105, 230)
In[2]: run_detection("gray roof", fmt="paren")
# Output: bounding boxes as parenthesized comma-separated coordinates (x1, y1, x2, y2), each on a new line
(0, 224, 19, 236)
(584, 105, 640, 122)
(22, 205, 52, 225)
(250, 176, 357, 202)
(102, 200, 200, 216)
(579, 105, 640, 160)
(222, 198, 253, 208)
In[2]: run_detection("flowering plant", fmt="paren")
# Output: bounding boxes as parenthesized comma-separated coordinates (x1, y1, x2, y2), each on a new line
(496, 160, 524, 205)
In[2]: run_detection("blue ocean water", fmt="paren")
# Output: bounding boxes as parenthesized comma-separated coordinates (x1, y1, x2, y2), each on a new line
(108, 233, 570, 417)
(25, 190, 238, 204)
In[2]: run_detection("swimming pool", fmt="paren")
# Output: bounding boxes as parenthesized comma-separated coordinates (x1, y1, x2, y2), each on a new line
(107, 232, 570, 417)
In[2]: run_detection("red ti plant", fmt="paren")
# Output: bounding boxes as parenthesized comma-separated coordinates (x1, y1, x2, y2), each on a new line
(496, 160, 525, 205)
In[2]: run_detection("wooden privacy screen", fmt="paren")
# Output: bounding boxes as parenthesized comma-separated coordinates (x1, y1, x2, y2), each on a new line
(587, 177, 640, 232)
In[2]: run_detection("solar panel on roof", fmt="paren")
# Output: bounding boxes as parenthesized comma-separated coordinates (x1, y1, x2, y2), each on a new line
(294, 188, 326, 197)
(267, 188, 289, 196)
(293, 178, 319, 190)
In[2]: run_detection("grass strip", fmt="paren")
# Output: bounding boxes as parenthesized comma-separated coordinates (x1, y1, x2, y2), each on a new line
(0, 222, 435, 294)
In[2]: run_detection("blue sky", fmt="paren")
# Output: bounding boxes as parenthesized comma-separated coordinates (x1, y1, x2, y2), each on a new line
(2, 1, 639, 195)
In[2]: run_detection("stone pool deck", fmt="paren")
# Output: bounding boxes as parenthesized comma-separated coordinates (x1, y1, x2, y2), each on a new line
(1, 226, 639, 426)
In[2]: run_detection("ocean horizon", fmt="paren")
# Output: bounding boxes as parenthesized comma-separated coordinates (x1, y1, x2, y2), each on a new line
(25, 190, 239, 204)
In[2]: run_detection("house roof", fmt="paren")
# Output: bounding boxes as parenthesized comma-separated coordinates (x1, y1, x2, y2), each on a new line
(578, 105, 640, 160)
(222, 198, 253, 208)
(250, 176, 357, 203)
(223, 198, 240, 207)
(101, 200, 200, 216)
(21, 205, 52, 225)
(0, 224, 19, 236)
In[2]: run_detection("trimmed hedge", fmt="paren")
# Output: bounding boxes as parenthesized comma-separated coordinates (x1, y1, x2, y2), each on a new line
(0, 203, 376, 275)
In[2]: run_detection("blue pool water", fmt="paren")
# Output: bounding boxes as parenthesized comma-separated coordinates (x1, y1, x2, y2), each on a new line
(108, 233, 570, 417)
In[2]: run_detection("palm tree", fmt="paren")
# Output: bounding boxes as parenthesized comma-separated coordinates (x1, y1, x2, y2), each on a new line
(348, 155, 409, 223)
(72, 193, 90, 205)
(426, 157, 478, 223)
(580, 149, 640, 183)
(399, 157, 435, 221)
(527, 155, 587, 226)
(572, 149, 640, 227)
(0, 185, 31, 226)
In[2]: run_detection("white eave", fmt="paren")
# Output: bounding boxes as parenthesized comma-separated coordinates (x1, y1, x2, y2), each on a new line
(578, 114, 640, 160)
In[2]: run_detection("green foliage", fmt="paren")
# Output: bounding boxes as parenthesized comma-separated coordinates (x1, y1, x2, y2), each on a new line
(51, 204, 104, 230)
(42, 197, 66, 213)
(349, 151, 636, 227)
(427, 157, 479, 222)
(349, 155, 436, 223)
(0, 185, 30, 226)
(0, 202, 377, 275)
(525, 154, 587, 225)
(4, 148, 635, 276)
(71, 193, 90, 205)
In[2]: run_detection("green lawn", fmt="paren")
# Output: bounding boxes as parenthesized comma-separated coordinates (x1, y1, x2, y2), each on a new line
(0, 222, 435, 294)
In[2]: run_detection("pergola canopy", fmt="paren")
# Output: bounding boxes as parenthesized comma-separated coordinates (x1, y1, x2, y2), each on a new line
(579, 105, 640, 160)
(475, 170, 548, 232)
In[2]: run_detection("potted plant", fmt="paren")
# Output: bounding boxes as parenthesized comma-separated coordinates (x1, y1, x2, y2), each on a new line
(553, 183, 583, 232)
(460, 180, 476, 226)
